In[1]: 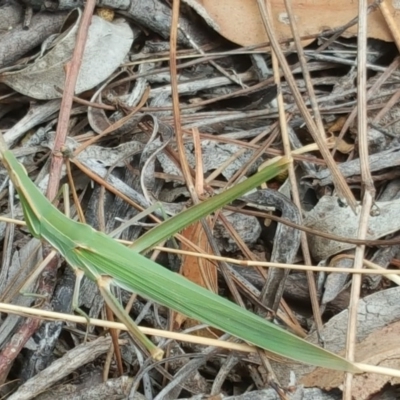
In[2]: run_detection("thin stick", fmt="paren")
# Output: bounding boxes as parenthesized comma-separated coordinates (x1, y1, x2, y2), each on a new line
(379, 0, 400, 53)
(2, 303, 400, 379)
(258, 5, 301, 335)
(0, 303, 256, 353)
(343, 1, 374, 397)
(282, 0, 324, 337)
(154, 247, 400, 275)
(170, 0, 197, 200)
(47, 0, 96, 200)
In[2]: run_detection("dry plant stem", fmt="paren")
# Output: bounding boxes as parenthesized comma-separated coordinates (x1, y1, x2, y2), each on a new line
(232, 205, 400, 247)
(0, 317, 41, 383)
(103, 339, 115, 382)
(284, 0, 325, 136)
(7, 337, 115, 400)
(0, 303, 257, 353)
(170, 0, 218, 295)
(379, 0, 400, 52)
(200, 132, 328, 166)
(343, 1, 374, 398)
(331, 254, 400, 285)
(257, 349, 286, 397)
(193, 128, 204, 194)
(335, 56, 400, 157)
(372, 79, 400, 122)
(314, 0, 382, 55)
(282, 0, 323, 336)
(66, 158, 85, 223)
(260, 28, 291, 311)
(179, 27, 245, 88)
(156, 246, 400, 275)
(74, 86, 149, 157)
(47, 0, 96, 200)
(256, 0, 357, 211)
(105, 305, 124, 376)
(169, 0, 196, 201)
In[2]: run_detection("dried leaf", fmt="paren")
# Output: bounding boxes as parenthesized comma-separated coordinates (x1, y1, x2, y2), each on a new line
(304, 196, 400, 260)
(176, 221, 219, 338)
(181, 222, 217, 294)
(301, 321, 400, 400)
(191, 0, 397, 46)
(1, 12, 133, 99)
(270, 287, 400, 387)
(158, 141, 258, 181)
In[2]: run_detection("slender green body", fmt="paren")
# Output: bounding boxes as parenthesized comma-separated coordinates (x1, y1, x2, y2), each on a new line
(0, 147, 359, 372)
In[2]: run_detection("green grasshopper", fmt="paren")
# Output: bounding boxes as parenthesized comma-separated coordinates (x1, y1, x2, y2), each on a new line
(0, 134, 360, 372)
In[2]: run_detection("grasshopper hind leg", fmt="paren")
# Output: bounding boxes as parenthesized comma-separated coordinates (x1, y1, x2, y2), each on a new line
(97, 276, 164, 360)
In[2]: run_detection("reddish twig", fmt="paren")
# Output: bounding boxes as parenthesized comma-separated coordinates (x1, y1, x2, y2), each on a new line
(0, 318, 41, 383)
(46, 1, 96, 200)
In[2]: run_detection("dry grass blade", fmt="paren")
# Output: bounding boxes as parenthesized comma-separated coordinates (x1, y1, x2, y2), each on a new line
(343, 0, 375, 397)
(280, 0, 324, 336)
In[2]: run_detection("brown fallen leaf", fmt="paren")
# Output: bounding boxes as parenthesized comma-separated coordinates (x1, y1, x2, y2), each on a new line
(174, 221, 221, 338)
(191, 0, 396, 46)
(300, 321, 400, 400)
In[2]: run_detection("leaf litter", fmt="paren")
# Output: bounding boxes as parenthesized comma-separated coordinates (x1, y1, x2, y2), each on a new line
(1, 0, 400, 399)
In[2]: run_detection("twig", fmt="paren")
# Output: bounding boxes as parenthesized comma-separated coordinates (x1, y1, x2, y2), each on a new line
(343, 1, 375, 398)
(281, 0, 325, 339)
(46, 1, 96, 200)
(379, 0, 400, 53)
(170, 0, 196, 200)
(335, 56, 400, 156)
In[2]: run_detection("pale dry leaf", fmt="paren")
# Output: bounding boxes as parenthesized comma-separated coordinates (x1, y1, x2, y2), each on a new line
(304, 195, 400, 261)
(300, 320, 400, 400)
(190, 0, 397, 46)
(1, 12, 133, 99)
(270, 286, 400, 387)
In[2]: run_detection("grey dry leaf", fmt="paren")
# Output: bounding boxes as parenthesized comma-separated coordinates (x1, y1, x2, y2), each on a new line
(0, 238, 43, 348)
(40, 130, 144, 167)
(304, 195, 400, 261)
(157, 141, 259, 181)
(0, 12, 133, 100)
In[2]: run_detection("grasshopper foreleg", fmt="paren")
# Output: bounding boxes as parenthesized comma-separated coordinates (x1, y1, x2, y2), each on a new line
(71, 268, 92, 342)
